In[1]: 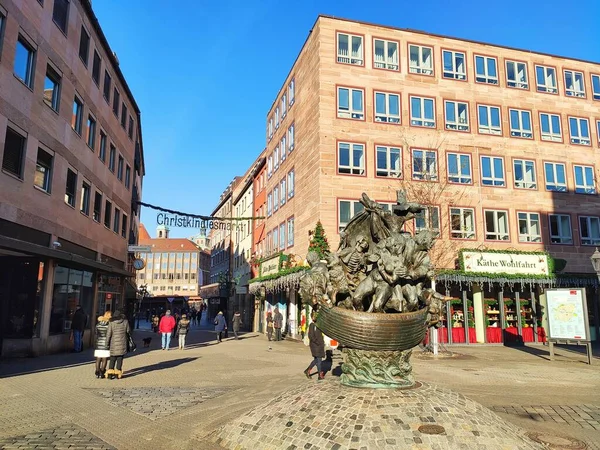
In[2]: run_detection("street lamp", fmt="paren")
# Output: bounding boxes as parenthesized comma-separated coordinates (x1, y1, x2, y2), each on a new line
(591, 248, 600, 281)
(136, 284, 148, 329)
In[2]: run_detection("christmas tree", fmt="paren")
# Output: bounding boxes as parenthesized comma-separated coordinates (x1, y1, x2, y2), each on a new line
(308, 221, 330, 259)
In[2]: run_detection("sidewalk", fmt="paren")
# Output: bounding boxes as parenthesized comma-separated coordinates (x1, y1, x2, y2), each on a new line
(0, 331, 598, 449)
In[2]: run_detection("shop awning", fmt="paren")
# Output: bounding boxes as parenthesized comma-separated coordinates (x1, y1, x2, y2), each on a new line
(436, 271, 599, 291)
(249, 269, 308, 295)
(0, 235, 132, 277)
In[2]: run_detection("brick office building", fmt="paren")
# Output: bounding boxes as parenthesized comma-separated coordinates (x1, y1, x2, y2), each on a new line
(249, 15, 600, 344)
(0, 0, 144, 356)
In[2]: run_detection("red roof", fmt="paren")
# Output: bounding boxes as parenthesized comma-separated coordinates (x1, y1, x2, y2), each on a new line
(139, 224, 151, 241)
(138, 224, 200, 252)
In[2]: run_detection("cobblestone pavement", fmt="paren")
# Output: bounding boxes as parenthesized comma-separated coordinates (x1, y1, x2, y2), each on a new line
(0, 323, 598, 450)
(0, 423, 116, 449)
(491, 404, 600, 430)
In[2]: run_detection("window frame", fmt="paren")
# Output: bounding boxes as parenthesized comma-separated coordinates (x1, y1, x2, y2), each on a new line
(112, 88, 120, 118)
(336, 85, 365, 120)
(538, 111, 563, 143)
(407, 43, 434, 76)
(113, 207, 121, 234)
(14, 35, 36, 89)
(535, 64, 559, 94)
(374, 90, 401, 124)
(99, 130, 107, 163)
(484, 209, 510, 242)
(71, 95, 84, 135)
(505, 59, 529, 90)
(80, 180, 91, 216)
(338, 199, 365, 233)
(474, 54, 499, 85)
(512, 158, 537, 190)
(92, 50, 101, 86)
(43, 63, 61, 112)
(548, 213, 573, 245)
(563, 68, 586, 98)
(591, 73, 600, 101)
(597, 119, 600, 147)
(288, 123, 295, 152)
(480, 155, 506, 187)
(373, 37, 400, 71)
(125, 165, 131, 189)
(337, 140, 366, 176)
(78, 25, 90, 66)
(280, 178, 286, 206)
(573, 164, 596, 194)
(103, 70, 111, 103)
(508, 108, 533, 139)
(411, 148, 438, 181)
(93, 191, 102, 223)
(409, 95, 436, 128)
(544, 161, 567, 193)
(64, 168, 77, 208)
(34, 146, 53, 193)
(121, 103, 127, 128)
(121, 213, 128, 238)
(52, 0, 69, 35)
(336, 31, 364, 66)
(449, 206, 476, 240)
(86, 114, 96, 150)
(117, 154, 124, 181)
(414, 205, 441, 236)
(279, 222, 285, 251)
(446, 152, 472, 185)
(108, 144, 116, 173)
(287, 169, 295, 198)
(517, 211, 542, 243)
(579, 215, 600, 246)
(375, 144, 402, 179)
(443, 99, 470, 132)
(288, 78, 295, 106)
(441, 48, 467, 81)
(568, 116, 591, 146)
(477, 103, 502, 136)
(287, 216, 294, 248)
(2, 126, 27, 180)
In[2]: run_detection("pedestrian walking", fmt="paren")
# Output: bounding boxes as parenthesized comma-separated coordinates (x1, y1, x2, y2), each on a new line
(232, 311, 242, 340)
(152, 314, 159, 333)
(159, 310, 176, 350)
(266, 311, 274, 341)
(94, 311, 111, 378)
(304, 311, 326, 381)
(214, 311, 227, 343)
(70, 305, 87, 352)
(273, 307, 283, 341)
(198, 305, 203, 325)
(105, 310, 130, 380)
(176, 314, 191, 350)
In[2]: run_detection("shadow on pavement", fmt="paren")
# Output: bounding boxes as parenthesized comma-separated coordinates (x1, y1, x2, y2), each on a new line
(125, 357, 198, 378)
(506, 342, 600, 362)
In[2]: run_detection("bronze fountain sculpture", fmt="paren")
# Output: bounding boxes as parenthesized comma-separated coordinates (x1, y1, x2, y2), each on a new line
(299, 191, 447, 388)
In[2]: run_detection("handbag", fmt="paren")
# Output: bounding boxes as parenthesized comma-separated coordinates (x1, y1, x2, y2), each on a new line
(126, 332, 137, 353)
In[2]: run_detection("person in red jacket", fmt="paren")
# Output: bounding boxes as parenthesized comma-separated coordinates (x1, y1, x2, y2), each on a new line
(159, 310, 176, 350)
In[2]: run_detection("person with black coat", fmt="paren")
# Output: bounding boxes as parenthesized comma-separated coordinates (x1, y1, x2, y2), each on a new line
(70, 305, 87, 352)
(105, 310, 130, 380)
(94, 311, 111, 378)
(304, 311, 326, 380)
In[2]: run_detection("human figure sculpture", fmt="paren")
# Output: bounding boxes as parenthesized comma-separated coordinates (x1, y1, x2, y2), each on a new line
(299, 251, 331, 308)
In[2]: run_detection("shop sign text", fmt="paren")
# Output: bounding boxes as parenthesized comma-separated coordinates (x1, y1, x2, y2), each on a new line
(462, 251, 548, 276)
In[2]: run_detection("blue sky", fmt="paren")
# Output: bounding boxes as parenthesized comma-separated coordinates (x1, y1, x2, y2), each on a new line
(93, 0, 600, 239)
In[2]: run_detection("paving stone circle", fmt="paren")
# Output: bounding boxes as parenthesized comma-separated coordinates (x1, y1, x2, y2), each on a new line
(212, 380, 545, 450)
(0, 423, 116, 449)
(86, 386, 229, 420)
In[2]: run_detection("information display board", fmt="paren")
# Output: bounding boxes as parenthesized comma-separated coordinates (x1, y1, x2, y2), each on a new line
(546, 288, 590, 341)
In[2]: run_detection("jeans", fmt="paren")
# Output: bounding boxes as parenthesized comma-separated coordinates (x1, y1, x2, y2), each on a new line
(161, 332, 172, 349)
(73, 330, 83, 352)
(267, 327, 273, 341)
(178, 334, 186, 349)
(308, 356, 322, 373)
(275, 328, 282, 341)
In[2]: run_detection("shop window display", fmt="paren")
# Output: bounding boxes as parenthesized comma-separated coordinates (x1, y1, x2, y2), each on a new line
(50, 266, 94, 334)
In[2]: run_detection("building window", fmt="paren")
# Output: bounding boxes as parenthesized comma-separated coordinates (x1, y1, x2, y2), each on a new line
(549, 214, 572, 244)
(272, 228, 279, 253)
(112, 88, 120, 117)
(92, 51, 101, 85)
(564, 69, 585, 97)
(104, 200, 112, 228)
(288, 124, 295, 151)
(287, 217, 294, 247)
(93, 191, 102, 222)
(280, 178, 286, 206)
(288, 169, 295, 198)
(103, 70, 111, 102)
(444, 100, 469, 131)
(450, 207, 475, 239)
(415, 206, 440, 235)
(273, 187, 279, 212)
(108, 144, 116, 172)
(339, 200, 364, 232)
(484, 210, 509, 241)
(509, 109, 533, 138)
(481, 156, 505, 186)
(505, 60, 528, 89)
(80, 181, 90, 215)
(34, 148, 53, 192)
(376, 146, 401, 178)
(274, 146, 279, 170)
(279, 223, 285, 250)
(281, 136, 287, 161)
(579, 216, 600, 246)
(121, 103, 127, 128)
(43, 65, 61, 111)
(86, 116, 96, 149)
(337, 32, 363, 65)
(535, 65, 558, 93)
(477, 105, 501, 135)
(288, 78, 295, 106)
(447, 153, 471, 184)
(275, 106, 280, 129)
(113, 208, 120, 233)
(442, 50, 466, 80)
(268, 117, 273, 140)
(410, 96, 435, 128)
(99, 131, 107, 162)
(125, 165, 131, 189)
(281, 96, 287, 118)
(72, 96, 83, 134)
(474, 55, 498, 84)
(513, 159, 536, 189)
(337, 87, 364, 120)
(121, 214, 127, 238)
(267, 192, 272, 216)
(128, 116, 134, 139)
(2, 127, 26, 178)
(540, 113, 562, 142)
(373, 38, 399, 70)
(374, 91, 400, 123)
(568, 117, 591, 145)
(267, 155, 273, 178)
(65, 168, 76, 207)
(338, 142, 365, 175)
(117, 155, 124, 181)
(14, 37, 36, 88)
(408, 44, 433, 75)
(518, 212, 542, 243)
(544, 162, 567, 192)
(52, 0, 69, 34)
(574, 165, 595, 194)
(78, 26, 90, 65)
(412, 149, 437, 181)
(592, 74, 600, 101)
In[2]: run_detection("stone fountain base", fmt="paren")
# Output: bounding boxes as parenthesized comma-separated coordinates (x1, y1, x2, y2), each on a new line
(211, 381, 544, 450)
(341, 348, 415, 389)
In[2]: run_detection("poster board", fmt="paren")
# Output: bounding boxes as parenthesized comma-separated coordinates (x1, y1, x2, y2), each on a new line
(546, 288, 590, 342)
